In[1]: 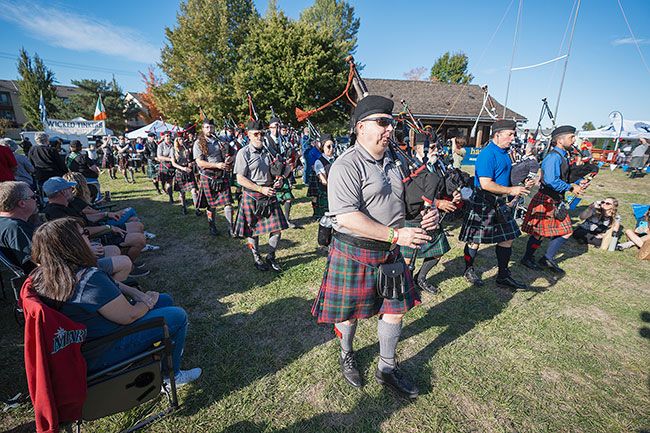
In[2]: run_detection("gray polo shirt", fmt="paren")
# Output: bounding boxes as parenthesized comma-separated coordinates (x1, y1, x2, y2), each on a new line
(327, 144, 405, 236)
(192, 138, 222, 164)
(157, 142, 174, 158)
(234, 144, 273, 187)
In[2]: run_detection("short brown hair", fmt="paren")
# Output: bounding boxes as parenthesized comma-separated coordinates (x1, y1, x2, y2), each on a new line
(0, 181, 33, 212)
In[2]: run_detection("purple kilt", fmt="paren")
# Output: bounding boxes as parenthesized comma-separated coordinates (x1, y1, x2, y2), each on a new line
(197, 171, 232, 208)
(521, 191, 573, 237)
(233, 190, 288, 237)
(174, 169, 197, 192)
(312, 237, 420, 324)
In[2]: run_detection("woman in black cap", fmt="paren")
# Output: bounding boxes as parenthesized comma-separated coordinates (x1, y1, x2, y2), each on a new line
(306, 133, 335, 218)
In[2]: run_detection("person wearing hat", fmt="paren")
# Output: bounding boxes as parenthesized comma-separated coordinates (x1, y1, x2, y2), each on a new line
(233, 119, 289, 272)
(306, 133, 335, 218)
(458, 119, 532, 290)
(156, 132, 176, 204)
(520, 125, 587, 273)
(1, 138, 33, 187)
(143, 132, 162, 194)
(28, 132, 68, 188)
(99, 136, 117, 180)
(265, 116, 297, 228)
(312, 95, 438, 399)
(193, 119, 235, 234)
(116, 135, 136, 184)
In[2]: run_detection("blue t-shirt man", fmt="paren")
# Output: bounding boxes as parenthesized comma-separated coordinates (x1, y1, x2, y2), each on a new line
(541, 148, 572, 193)
(474, 141, 512, 188)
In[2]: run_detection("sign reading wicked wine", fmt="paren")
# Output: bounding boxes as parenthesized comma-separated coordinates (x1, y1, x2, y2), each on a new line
(44, 118, 107, 136)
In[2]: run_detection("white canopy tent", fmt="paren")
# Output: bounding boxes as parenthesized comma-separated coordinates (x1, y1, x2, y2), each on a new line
(578, 119, 650, 140)
(125, 120, 179, 139)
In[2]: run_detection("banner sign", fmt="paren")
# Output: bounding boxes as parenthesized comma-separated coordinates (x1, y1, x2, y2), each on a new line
(461, 147, 482, 166)
(44, 118, 107, 136)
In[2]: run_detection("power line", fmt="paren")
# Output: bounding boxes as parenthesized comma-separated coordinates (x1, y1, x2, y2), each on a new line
(616, 0, 650, 76)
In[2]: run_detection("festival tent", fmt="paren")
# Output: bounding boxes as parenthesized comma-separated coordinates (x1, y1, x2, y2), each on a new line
(578, 119, 650, 140)
(125, 120, 179, 139)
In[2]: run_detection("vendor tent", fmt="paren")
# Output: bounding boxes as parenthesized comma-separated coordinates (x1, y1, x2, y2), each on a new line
(125, 120, 179, 139)
(578, 119, 650, 140)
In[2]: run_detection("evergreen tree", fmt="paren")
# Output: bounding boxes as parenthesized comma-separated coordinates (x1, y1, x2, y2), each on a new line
(16, 48, 59, 129)
(299, 0, 359, 54)
(156, 0, 257, 123)
(430, 51, 474, 84)
(581, 121, 595, 131)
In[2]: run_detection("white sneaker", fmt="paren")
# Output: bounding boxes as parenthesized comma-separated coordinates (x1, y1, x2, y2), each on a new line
(165, 368, 202, 388)
(144, 231, 157, 240)
(142, 244, 160, 252)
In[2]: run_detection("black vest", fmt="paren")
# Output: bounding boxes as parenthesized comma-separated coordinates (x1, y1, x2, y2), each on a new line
(541, 148, 571, 200)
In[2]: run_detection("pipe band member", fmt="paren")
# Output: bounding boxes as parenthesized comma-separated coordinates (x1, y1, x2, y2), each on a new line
(143, 132, 162, 194)
(520, 125, 586, 274)
(266, 117, 296, 228)
(312, 95, 437, 399)
(193, 119, 235, 236)
(306, 134, 335, 218)
(171, 136, 198, 216)
(233, 119, 289, 272)
(156, 132, 176, 204)
(458, 119, 531, 290)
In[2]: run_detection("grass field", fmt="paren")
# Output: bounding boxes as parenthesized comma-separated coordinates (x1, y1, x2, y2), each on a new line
(1, 168, 649, 433)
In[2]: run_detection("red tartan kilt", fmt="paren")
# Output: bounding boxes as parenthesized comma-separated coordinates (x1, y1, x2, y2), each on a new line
(157, 162, 175, 184)
(312, 237, 420, 324)
(233, 190, 288, 237)
(174, 170, 196, 192)
(198, 173, 232, 208)
(521, 191, 573, 237)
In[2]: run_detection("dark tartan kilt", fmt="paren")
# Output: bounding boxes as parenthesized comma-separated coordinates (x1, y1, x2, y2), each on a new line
(312, 237, 420, 324)
(157, 162, 175, 184)
(198, 173, 232, 208)
(313, 191, 328, 218)
(307, 173, 321, 198)
(275, 179, 294, 202)
(174, 169, 197, 192)
(521, 191, 573, 237)
(400, 219, 451, 259)
(458, 190, 521, 244)
(102, 153, 115, 169)
(146, 159, 158, 179)
(117, 154, 130, 170)
(234, 190, 288, 237)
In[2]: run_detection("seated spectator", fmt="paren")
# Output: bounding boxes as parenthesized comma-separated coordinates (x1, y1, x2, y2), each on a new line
(27, 132, 68, 188)
(618, 208, 649, 250)
(0, 181, 136, 280)
(573, 198, 621, 248)
(30, 217, 201, 385)
(1, 138, 35, 188)
(42, 177, 147, 262)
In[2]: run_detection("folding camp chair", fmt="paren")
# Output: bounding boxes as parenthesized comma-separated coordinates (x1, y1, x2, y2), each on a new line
(0, 250, 27, 324)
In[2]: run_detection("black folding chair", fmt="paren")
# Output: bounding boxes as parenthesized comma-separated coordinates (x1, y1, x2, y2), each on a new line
(0, 250, 27, 324)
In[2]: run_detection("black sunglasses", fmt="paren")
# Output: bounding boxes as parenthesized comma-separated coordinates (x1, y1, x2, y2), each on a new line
(360, 117, 396, 128)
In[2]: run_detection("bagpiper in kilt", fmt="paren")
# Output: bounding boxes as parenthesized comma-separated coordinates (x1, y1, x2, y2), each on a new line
(143, 132, 162, 194)
(312, 95, 438, 399)
(233, 119, 288, 272)
(520, 125, 585, 274)
(193, 119, 235, 236)
(116, 136, 136, 184)
(266, 118, 297, 228)
(100, 136, 117, 179)
(458, 119, 530, 290)
(171, 136, 198, 216)
(307, 135, 335, 218)
(156, 132, 176, 204)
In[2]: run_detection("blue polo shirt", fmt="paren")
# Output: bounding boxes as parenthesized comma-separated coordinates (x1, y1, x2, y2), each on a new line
(474, 141, 512, 188)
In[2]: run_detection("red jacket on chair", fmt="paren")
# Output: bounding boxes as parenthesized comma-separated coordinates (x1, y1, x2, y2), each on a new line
(21, 277, 88, 433)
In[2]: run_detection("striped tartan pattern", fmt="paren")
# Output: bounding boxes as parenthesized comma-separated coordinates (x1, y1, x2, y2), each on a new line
(174, 169, 197, 193)
(275, 179, 294, 203)
(146, 159, 158, 179)
(312, 237, 420, 324)
(198, 172, 232, 208)
(521, 191, 573, 237)
(157, 162, 175, 184)
(400, 219, 450, 259)
(117, 154, 130, 170)
(233, 190, 288, 238)
(458, 190, 521, 244)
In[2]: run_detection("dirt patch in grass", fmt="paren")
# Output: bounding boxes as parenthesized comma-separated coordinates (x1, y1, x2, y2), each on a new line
(560, 305, 625, 338)
(449, 393, 517, 433)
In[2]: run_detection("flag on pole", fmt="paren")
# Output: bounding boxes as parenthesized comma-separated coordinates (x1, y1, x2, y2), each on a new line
(93, 95, 107, 121)
(38, 91, 47, 125)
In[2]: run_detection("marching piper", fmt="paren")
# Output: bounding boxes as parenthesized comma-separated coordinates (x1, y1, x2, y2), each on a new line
(266, 117, 297, 228)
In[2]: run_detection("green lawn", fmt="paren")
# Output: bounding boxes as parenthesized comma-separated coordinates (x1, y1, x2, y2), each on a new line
(1, 168, 649, 433)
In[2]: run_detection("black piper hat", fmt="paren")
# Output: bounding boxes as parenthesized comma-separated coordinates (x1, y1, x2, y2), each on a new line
(268, 116, 281, 125)
(491, 119, 517, 134)
(353, 95, 394, 124)
(551, 125, 576, 139)
(247, 119, 265, 131)
(320, 133, 333, 144)
(147, 132, 156, 138)
(203, 118, 215, 126)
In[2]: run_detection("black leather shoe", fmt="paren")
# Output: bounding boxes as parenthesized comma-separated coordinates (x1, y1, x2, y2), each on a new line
(195, 209, 202, 217)
(181, 206, 187, 215)
(496, 275, 527, 290)
(464, 267, 484, 286)
(415, 277, 439, 294)
(266, 254, 282, 272)
(209, 224, 218, 236)
(339, 351, 362, 388)
(254, 256, 270, 271)
(375, 366, 419, 399)
(538, 256, 565, 274)
(520, 256, 541, 270)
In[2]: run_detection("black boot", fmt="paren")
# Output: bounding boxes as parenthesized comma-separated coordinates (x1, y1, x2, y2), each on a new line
(375, 363, 419, 399)
(154, 182, 161, 194)
(464, 267, 484, 286)
(520, 256, 541, 270)
(254, 254, 269, 271)
(266, 253, 282, 272)
(209, 220, 218, 236)
(168, 188, 174, 204)
(339, 351, 362, 388)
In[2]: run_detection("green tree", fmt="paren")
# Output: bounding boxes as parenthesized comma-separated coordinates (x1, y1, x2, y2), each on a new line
(582, 121, 596, 131)
(16, 48, 59, 129)
(299, 0, 359, 54)
(430, 51, 474, 84)
(57, 78, 139, 133)
(155, 0, 257, 123)
(233, 6, 349, 131)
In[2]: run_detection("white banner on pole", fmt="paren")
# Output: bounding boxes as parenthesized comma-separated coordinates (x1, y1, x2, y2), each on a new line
(44, 118, 107, 136)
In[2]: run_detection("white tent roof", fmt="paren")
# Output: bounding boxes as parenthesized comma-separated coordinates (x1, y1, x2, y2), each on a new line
(578, 119, 650, 139)
(125, 120, 179, 139)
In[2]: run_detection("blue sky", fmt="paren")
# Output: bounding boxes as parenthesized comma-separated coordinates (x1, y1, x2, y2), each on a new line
(0, 0, 648, 129)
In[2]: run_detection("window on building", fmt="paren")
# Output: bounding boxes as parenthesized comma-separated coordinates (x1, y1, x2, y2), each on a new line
(0, 109, 16, 120)
(0, 92, 11, 106)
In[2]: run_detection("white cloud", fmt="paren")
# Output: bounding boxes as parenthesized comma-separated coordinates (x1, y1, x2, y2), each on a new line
(0, 0, 159, 63)
(612, 37, 650, 46)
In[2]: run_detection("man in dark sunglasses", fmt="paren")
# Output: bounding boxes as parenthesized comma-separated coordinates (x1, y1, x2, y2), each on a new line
(312, 95, 438, 399)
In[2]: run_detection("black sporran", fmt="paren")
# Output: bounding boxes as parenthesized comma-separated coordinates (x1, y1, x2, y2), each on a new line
(554, 201, 569, 220)
(317, 221, 332, 246)
(253, 196, 275, 218)
(376, 261, 407, 300)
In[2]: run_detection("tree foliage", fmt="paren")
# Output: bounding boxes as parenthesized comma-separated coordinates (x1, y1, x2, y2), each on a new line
(139, 67, 163, 123)
(57, 78, 139, 134)
(430, 51, 474, 84)
(16, 48, 59, 129)
(299, 0, 359, 54)
(581, 121, 596, 131)
(156, 0, 257, 123)
(403, 67, 428, 81)
(232, 7, 350, 130)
